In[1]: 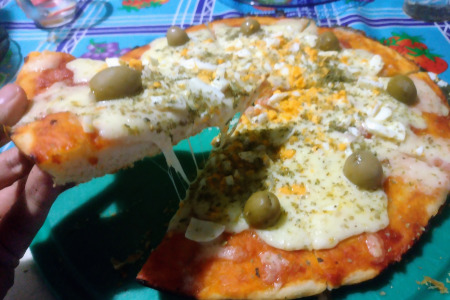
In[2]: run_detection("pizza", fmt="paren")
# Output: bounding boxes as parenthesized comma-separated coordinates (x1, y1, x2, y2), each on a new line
(9, 16, 449, 299)
(10, 24, 271, 185)
(127, 18, 448, 299)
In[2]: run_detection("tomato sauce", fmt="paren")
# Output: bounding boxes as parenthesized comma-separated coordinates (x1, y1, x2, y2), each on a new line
(138, 231, 326, 299)
(35, 57, 75, 94)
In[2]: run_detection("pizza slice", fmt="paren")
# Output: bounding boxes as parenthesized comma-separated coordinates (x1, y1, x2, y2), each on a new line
(136, 18, 450, 299)
(10, 23, 273, 185)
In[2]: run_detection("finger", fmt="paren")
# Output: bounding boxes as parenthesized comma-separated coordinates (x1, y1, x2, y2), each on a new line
(0, 166, 62, 263)
(0, 125, 8, 147)
(0, 83, 28, 126)
(0, 84, 28, 147)
(0, 147, 33, 190)
(0, 179, 25, 268)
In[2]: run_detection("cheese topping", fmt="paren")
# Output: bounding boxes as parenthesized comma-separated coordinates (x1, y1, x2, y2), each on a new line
(66, 58, 106, 83)
(185, 217, 226, 242)
(22, 51, 64, 72)
(412, 75, 449, 116)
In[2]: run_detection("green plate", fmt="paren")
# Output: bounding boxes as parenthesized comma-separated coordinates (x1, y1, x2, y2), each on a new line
(31, 127, 450, 300)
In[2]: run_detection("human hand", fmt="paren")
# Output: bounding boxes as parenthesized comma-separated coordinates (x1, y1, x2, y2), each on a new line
(0, 84, 63, 299)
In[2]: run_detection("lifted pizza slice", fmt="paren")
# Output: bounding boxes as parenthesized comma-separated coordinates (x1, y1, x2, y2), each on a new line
(11, 22, 273, 185)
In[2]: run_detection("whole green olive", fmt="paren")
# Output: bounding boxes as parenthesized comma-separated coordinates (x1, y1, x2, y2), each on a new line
(386, 75, 417, 105)
(244, 190, 281, 229)
(166, 26, 189, 47)
(240, 18, 261, 36)
(343, 150, 383, 190)
(90, 66, 142, 101)
(316, 31, 341, 51)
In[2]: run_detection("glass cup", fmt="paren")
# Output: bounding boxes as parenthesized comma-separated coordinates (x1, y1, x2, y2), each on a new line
(403, 0, 450, 22)
(16, 0, 78, 28)
(231, 0, 338, 7)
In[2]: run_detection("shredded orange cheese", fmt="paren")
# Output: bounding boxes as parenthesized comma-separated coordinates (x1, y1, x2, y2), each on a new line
(267, 110, 278, 121)
(180, 48, 188, 57)
(280, 184, 307, 195)
(288, 66, 305, 89)
(327, 90, 348, 104)
(304, 46, 318, 62)
(338, 143, 347, 151)
(198, 70, 215, 83)
(279, 148, 296, 159)
(128, 58, 143, 71)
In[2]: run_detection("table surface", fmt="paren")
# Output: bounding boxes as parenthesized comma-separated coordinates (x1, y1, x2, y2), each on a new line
(0, 0, 449, 299)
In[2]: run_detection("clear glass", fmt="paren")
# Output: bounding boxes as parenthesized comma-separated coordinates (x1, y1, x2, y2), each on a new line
(16, 0, 78, 28)
(403, 0, 450, 22)
(231, 0, 338, 8)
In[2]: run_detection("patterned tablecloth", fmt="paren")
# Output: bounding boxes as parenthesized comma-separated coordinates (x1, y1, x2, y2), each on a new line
(0, 1, 449, 299)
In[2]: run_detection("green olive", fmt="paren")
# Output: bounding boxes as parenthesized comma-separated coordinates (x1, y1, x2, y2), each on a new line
(240, 18, 261, 36)
(386, 75, 417, 105)
(166, 26, 189, 47)
(90, 66, 142, 101)
(343, 150, 383, 190)
(244, 191, 281, 229)
(316, 31, 341, 51)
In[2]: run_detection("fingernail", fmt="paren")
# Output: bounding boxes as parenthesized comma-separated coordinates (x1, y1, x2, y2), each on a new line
(0, 84, 20, 106)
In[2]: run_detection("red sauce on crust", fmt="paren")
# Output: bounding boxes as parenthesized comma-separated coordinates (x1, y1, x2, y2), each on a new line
(36, 65, 74, 92)
(12, 112, 110, 165)
(16, 51, 75, 99)
(138, 231, 326, 299)
(412, 112, 450, 138)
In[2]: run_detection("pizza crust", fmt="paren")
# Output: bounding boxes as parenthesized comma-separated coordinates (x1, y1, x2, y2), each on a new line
(137, 231, 329, 299)
(319, 27, 420, 76)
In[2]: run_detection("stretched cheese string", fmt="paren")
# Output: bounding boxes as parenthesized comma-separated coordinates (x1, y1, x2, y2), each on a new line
(153, 136, 190, 184)
(187, 138, 199, 172)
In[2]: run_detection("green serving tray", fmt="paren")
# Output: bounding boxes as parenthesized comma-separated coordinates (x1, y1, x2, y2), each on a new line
(31, 127, 450, 300)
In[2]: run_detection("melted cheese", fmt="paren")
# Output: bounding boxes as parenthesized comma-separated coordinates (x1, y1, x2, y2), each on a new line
(258, 145, 388, 250)
(185, 217, 225, 242)
(22, 51, 63, 72)
(388, 153, 449, 197)
(412, 75, 449, 116)
(155, 137, 190, 184)
(66, 59, 106, 83)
